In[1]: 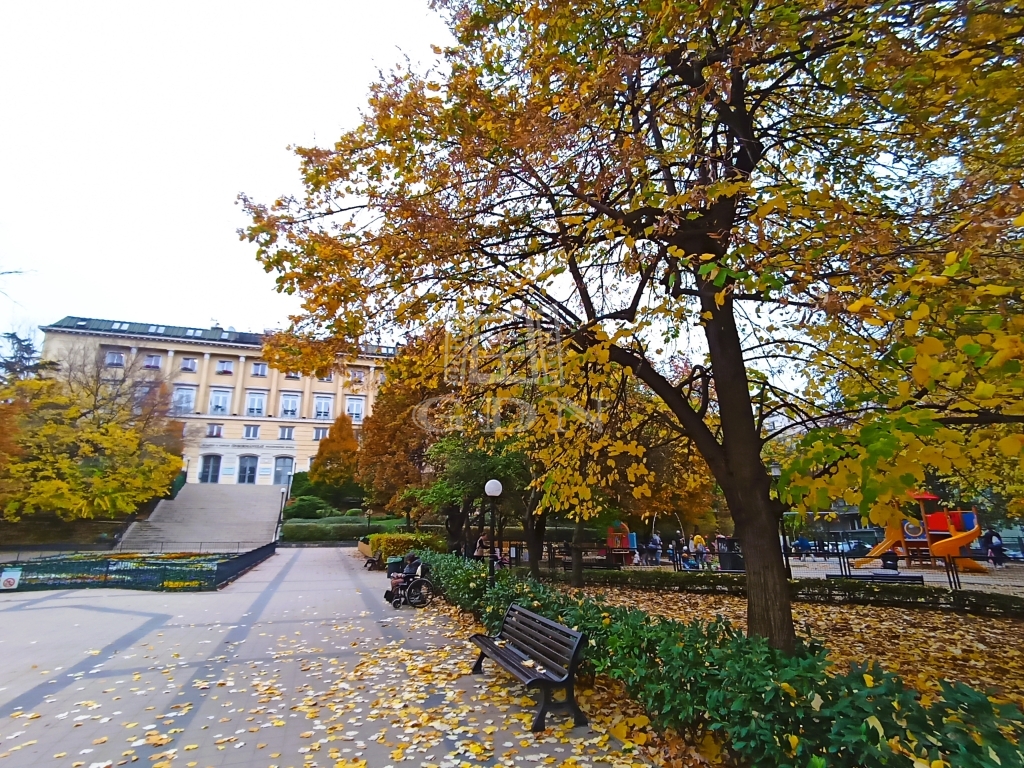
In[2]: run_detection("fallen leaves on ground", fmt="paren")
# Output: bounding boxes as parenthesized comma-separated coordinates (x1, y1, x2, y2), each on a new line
(577, 586, 1024, 707)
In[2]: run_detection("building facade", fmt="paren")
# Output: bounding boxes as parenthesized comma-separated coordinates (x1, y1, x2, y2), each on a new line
(40, 316, 394, 485)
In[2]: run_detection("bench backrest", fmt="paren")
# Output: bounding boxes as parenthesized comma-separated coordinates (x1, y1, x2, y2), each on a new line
(499, 604, 585, 677)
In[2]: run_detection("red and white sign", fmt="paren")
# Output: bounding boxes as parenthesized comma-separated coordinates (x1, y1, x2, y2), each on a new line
(0, 569, 21, 590)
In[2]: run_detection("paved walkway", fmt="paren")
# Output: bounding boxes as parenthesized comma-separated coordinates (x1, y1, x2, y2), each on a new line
(0, 549, 646, 768)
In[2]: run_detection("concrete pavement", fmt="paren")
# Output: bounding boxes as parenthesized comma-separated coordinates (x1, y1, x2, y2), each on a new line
(0, 549, 647, 768)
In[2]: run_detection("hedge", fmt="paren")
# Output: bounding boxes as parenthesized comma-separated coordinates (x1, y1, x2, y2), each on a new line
(531, 568, 1024, 619)
(280, 522, 385, 541)
(367, 532, 446, 559)
(421, 553, 1024, 768)
(415, 525, 604, 542)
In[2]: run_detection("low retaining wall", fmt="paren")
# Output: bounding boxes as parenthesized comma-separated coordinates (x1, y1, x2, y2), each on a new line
(1, 544, 276, 593)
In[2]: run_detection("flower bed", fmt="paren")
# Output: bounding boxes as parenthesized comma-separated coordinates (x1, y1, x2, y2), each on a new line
(421, 553, 1024, 768)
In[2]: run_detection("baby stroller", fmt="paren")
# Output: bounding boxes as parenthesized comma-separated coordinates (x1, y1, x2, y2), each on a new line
(384, 562, 434, 609)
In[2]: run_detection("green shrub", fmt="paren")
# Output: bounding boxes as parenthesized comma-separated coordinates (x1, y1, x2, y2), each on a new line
(282, 496, 338, 520)
(420, 553, 1024, 768)
(529, 569, 1024, 620)
(345, 508, 363, 517)
(367, 532, 446, 558)
(280, 522, 384, 541)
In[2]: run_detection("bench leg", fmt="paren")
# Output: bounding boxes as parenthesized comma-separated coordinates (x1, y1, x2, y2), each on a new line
(531, 687, 552, 732)
(471, 651, 486, 674)
(566, 681, 588, 727)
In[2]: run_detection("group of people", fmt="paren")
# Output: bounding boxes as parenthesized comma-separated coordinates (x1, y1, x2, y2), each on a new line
(634, 529, 724, 569)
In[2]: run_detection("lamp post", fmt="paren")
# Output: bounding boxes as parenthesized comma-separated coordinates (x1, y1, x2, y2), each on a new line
(770, 462, 792, 579)
(276, 486, 287, 543)
(484, 479, 502, 586)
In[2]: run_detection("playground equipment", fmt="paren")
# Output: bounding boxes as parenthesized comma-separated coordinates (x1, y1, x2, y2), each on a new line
(854, 493, 987, 572)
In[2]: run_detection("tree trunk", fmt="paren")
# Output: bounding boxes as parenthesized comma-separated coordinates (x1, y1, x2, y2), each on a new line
(444, 500, 471, 554)
(525, 510, 547, 579)
(571, 519, 585, 587)
(726, 485, 795, 652)
(609, 288, 798, 651)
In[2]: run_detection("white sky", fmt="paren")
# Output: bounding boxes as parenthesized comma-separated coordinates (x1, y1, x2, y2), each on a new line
(0, 0, 451, 343)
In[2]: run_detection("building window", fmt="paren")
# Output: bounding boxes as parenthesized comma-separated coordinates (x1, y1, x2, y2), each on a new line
(317, 372, 333, 382)
(216, 360, 234, 375)
(172, 386, 196, 415)
(279, 426, 294, 440)
(209, 389, 231, 414)
(111, 322, 130, 330)
(244, 425, 260, 439)
(252, 362, 268, 377)
(246, 391, 266, 417)
(349, 368, 365, 383)
(180, 357, 198, 372)
(308, 456, 315, 470)
(280, 394, 300, 418)
(313, 427, 329, 441)
(285, 372, 300, 380)
(345, 396, 365, 424)
(143, 354, 161, 370)
(314, 396, 332, 420)
(377, 370, 386, 384)
(206, 424, 223, 438)
(105, 351, 125, 368)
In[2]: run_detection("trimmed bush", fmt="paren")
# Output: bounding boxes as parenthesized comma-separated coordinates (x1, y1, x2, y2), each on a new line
(422, 553, 1024, 768)
(280, 522, 384, 541)
(282, 496, 338, 520)
(345, 508, 363, 517)
(529, 568, 1024, 620)
(367, 532, 446, 558)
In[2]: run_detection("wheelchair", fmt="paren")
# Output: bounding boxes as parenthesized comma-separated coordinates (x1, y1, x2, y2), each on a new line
(384, 564, 434, 609)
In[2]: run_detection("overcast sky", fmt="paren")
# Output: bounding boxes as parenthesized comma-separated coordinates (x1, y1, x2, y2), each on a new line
(0, 1, 451, 342)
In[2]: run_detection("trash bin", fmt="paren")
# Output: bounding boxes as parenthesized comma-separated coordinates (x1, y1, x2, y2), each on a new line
(719, 551, 745, 571)
(386, 556, 404, 577)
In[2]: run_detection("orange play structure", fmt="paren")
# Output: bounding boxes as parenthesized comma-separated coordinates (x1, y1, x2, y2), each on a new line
(854, 493, 987, 572)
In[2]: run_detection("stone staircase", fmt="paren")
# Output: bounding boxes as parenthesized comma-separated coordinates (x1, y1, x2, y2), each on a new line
(118, 484, 283, 553)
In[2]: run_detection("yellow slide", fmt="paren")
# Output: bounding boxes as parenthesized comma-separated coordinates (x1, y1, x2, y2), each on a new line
(930, 523, 987, 572)
(853, 526, 903, 568)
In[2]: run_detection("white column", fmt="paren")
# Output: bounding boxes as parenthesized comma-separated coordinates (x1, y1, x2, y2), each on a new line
(231, 355, 247, 415)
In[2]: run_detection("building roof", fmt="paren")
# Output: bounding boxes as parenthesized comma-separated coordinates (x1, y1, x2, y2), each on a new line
(41, 316, 398, 357)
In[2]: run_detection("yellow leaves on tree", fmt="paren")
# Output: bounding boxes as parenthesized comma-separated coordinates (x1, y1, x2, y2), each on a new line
(0, 347, 183, 521)
(309, 413, 359, 488)
(356, 334, 451, 513)
(242, 0, 1024, 650)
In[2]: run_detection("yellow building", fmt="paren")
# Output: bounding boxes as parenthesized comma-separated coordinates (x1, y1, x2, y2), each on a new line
(40, 316, 394, 485)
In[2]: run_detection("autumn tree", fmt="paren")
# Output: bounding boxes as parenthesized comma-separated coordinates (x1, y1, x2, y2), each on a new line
(244, 1, 1024, 650)
(310, 413, 359, 489)
(356, 334, 452, 519)
(0, 344, 182, 520)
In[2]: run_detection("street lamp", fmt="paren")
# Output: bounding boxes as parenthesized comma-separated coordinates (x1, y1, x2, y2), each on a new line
(484, 479, 502, 586)
(770, 462, 792, 578)
(276, 487, 287, 543)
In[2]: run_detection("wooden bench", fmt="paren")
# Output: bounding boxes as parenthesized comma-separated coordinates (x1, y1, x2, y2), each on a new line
(826, 573, 925, 584)
(561, 560, 621, 571)
(470, 604, 588, 732)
